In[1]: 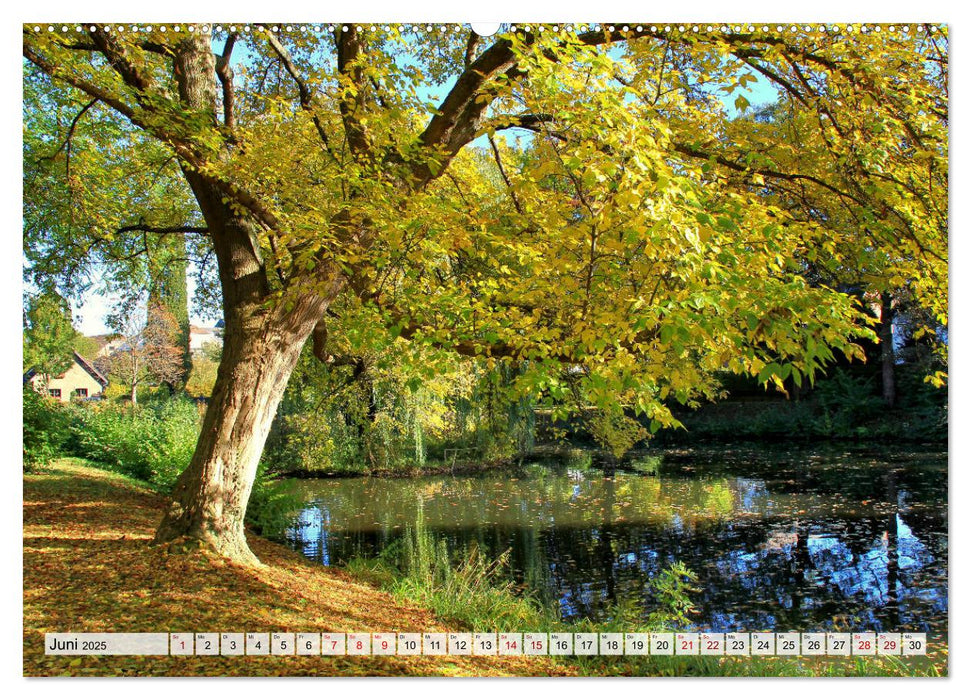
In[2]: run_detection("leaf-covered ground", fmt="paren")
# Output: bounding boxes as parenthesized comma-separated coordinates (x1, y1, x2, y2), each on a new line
(23, 459, 572, 677)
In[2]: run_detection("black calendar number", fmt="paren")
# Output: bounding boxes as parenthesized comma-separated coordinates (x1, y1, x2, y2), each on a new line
(756, 640, 769, 650)
(782, 640, 795, 651)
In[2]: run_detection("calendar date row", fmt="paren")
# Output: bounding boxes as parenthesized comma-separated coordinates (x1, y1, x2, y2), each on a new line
(46, 632, 927, 657)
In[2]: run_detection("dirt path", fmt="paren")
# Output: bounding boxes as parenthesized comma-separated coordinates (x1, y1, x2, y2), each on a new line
(23, 459, 572, 677)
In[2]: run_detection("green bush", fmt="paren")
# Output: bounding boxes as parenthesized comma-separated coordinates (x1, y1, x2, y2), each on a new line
(22, 387, 70, 471)
(812, 369, 884, 437)
(66, 398, 201, 489)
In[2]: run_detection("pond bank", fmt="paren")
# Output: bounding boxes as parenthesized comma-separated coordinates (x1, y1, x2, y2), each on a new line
(266, 438, 948, 482)
(270, 455, 517, 480)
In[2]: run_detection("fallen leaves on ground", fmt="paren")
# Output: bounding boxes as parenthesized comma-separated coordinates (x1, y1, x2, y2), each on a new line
(23, 459, 573, 678)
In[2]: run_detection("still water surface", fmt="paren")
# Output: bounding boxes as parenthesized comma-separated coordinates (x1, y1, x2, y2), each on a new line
(273, 445, 947, 632)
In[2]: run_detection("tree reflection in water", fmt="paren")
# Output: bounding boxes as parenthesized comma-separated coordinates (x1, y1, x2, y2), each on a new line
(277, 446, 947, 633)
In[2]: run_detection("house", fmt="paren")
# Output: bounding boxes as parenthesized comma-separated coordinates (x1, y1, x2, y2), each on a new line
(24, 352, 108, 402)
(189, 325, 223, 354)
(89, 333, 126, 358)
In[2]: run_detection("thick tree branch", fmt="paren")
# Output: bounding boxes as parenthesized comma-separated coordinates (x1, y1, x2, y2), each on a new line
(408, 26, 660, 187)
(490, 113, 566, 141)
(24, 43, 141, 125)
(26, 40, 284, 237)
(464, 31, 481, 67)
(87, 28, 153, 93)
(115, 222, 210, 236)
(336, 24, 372, 158)
(215, 33, 238, 130)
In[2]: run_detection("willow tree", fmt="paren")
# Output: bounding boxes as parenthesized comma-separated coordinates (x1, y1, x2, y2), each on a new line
(23, 23, 947, 564)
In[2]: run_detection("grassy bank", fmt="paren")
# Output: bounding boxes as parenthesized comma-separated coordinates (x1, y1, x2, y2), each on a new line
(23, 459, 946, 677)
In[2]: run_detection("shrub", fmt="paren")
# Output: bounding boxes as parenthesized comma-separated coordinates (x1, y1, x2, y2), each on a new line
(67, 398, 201, 489)
(22, 387, 70, 471)
(812, 368, 884, 437)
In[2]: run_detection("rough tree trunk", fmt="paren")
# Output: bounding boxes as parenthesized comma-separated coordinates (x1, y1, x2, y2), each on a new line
(879, 292, 896, 408)
(153, 293, 328, 564)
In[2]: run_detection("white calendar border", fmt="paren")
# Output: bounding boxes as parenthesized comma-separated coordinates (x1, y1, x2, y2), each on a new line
(6, 0, 961, 698)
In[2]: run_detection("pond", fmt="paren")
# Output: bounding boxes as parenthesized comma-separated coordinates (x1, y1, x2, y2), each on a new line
(269, 445, 948, 633)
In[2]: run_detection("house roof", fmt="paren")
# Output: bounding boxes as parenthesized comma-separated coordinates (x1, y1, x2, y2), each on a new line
(73, 352, 108, 387)
(23, 351, 108, 388)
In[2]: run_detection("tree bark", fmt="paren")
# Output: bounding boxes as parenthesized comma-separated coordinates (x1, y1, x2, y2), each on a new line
(153, 291, 328, 564)
(879, 292, 896, 408)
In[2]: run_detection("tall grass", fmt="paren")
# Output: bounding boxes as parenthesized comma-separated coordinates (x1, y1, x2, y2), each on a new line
(345, 504, 550, 631)
(343, 502, 704, 639)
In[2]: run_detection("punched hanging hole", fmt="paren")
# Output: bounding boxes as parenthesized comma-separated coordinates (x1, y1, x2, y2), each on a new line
(470, 23, 502, 37)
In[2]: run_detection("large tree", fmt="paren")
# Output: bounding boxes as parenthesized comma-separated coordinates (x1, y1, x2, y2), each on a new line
(23, 23, 947, 564)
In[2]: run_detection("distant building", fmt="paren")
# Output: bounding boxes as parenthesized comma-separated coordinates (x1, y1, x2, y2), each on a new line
(88, 333, 125, 358)
(24, 352, 108, 402)
(189, 325, 223, 354)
